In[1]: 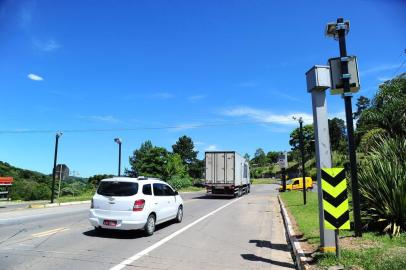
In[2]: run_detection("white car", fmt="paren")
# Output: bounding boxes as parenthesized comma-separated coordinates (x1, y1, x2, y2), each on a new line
(89, 177, 183, 236)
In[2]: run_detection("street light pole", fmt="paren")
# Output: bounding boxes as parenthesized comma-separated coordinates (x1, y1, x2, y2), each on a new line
(336, 17, 362, 237)
(51, 132, 62, 203)
(298, 117, 307, 205)
(114, 138, 122, 177)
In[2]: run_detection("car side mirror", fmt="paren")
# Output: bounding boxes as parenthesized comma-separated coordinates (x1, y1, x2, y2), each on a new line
(174, 191, 179, 195)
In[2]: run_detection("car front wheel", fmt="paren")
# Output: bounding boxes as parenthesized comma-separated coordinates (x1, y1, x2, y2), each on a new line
(175, 206, 183, 223)
(145, 214, 156, 236)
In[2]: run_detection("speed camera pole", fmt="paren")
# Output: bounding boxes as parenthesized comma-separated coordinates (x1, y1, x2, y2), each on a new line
(51, 132, 62, 203)
(336, 17, 362, 237)
(298, 117, 307, 205)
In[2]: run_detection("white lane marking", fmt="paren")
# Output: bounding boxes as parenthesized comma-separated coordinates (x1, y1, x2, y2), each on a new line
(110, 197, 242, 270)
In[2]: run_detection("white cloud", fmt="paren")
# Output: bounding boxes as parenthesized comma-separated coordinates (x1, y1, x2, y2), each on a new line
(168, 123, 200, 132)
(269, 90, 303, 103)
(188, 95, 206, 102)
(223, 106, 313, 125)
(33, 39, 61, 52)
(151, 92, 174, 99)
(205, 144, 217, 151)
(360, 64, 399, 76)
(329, 111, 346, 120)
(79, 115, 119, 123)
(27, 73, 43, 81)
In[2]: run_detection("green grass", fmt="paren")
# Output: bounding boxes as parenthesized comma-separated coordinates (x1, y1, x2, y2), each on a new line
(251, 178, 279, 185)
(178, 186, 205, 192)
(56, 191, 94, 203)
(280, 191, 406, 270)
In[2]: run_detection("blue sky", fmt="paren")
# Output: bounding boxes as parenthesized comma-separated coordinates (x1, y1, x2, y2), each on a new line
(0, 0, 405, 177)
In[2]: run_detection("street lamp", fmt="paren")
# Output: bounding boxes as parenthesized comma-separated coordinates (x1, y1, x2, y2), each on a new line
(293, 116, 306, 205)
(114, 138, 122, 177)
(51, 132, 63, 203)
(325, 17, 362, 237)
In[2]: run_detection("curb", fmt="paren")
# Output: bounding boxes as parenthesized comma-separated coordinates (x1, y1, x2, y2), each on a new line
(278, 195, 311, 270)
(29, 200, 91, 209)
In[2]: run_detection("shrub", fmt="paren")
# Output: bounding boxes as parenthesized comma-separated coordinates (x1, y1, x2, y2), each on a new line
(358, 135, 406, 236)
(167, 175, 192, 190)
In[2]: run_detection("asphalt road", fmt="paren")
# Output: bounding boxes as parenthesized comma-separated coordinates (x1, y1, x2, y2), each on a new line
(0, 185, 294, 270)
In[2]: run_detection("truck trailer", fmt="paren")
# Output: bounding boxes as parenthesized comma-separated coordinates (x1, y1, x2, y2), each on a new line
(205, 151, 250, 197)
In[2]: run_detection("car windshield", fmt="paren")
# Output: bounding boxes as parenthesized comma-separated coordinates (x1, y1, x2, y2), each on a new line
(97, 181, 138, 196)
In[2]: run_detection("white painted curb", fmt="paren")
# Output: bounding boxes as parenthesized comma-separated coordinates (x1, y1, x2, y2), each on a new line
(278, 195, 311, 270)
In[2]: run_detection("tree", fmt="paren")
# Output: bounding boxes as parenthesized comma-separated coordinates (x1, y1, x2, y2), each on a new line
(188, 159, 205, 179)
(289, 124, 314, 161)
(127, 141, 168, 179)
(244, 153, 250, 162)
(252, 148, 267, 166)
(266, 151, 279, 164)
(328, 117, 347, 153)
(353, 95, 371, 120)
(172, 136, 198, 165)
(88, 174, 114, 187)
(163, 153, 187, 181)
(357, 74, 406, 139)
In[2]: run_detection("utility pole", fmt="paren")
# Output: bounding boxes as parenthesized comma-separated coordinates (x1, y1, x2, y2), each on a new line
(51, 132, 62, 203)
(114, 138, 122, 177)
(298, 117, 307, 205)
(335, 17, 362, 237)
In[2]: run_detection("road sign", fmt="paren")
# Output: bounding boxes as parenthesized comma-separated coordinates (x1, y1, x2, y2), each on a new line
(0, 177, 13, 200)
(278, 152, 288, 169)
(321, 168, 350, 230)
(55, 164, 69, 181)
(328, 56, 360, 95)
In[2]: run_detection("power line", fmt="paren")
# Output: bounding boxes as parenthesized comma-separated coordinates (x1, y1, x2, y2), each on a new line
(0, 119, 300, 135)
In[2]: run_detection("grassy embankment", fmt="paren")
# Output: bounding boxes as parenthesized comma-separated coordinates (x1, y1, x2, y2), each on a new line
(251, 178, 280, 185)
(280, 191, 406, 270)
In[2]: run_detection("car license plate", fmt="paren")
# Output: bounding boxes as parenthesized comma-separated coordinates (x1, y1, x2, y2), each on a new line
(103, 220, 117, 226)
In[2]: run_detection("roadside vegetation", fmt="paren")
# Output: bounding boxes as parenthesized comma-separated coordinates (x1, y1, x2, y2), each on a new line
(280, 74, 406, 269)
(1, 135, 206, 203)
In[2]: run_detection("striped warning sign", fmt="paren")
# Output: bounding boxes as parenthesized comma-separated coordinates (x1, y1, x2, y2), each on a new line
(321, 168, 350, 230)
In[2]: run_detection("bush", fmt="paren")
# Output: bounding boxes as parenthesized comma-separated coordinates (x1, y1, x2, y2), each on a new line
(10, 180, 51, 201)
(358, 135, 406, 236)
(167, 175, 192, 190)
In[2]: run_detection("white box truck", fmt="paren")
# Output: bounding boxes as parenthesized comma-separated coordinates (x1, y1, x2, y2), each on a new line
(205, 151, 250, 197)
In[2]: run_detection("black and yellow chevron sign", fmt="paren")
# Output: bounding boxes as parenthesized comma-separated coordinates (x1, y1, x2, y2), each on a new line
(321, 168, 350, 230)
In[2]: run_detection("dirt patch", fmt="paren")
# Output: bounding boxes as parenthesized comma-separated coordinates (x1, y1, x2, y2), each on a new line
(339, 236, 381, 251)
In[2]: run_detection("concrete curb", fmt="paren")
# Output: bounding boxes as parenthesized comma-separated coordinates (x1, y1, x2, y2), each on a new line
(278, 195, 311, 270)
(29, 200, 91, 209)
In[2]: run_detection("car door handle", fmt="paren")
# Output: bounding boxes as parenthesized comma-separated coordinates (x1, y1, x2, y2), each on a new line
(154, 202, 158, 205)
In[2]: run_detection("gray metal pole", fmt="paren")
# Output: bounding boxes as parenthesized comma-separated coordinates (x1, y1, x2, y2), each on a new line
(311, 89, 336, 250)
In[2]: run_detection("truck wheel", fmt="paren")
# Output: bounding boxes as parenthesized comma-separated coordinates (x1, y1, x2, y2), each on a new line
(238, 189, 243, 197)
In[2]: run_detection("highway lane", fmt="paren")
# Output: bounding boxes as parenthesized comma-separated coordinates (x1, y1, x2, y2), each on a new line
(0, 185, 294, 270)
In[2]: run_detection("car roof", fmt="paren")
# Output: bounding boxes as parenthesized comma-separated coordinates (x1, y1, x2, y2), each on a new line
(100, 177, 166, 184)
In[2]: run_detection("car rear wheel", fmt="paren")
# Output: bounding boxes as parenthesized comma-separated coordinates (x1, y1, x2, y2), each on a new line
(175, 206, 183, 223)
(145, 214, 156, 236)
